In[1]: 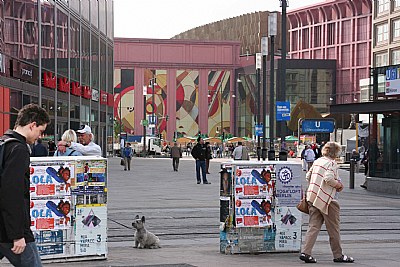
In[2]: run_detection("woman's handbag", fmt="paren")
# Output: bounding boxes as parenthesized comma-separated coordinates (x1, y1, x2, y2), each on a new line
(296, 192, 309, 214)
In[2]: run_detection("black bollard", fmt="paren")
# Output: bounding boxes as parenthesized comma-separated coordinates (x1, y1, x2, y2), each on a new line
(349, 159, 355, 189)
(262, 148, 267, 161)
(257, 146, 261, 161)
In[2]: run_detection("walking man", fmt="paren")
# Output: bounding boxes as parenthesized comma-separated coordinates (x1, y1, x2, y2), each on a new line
(123, 143, 133, 171)
(170, 142, 182, 171)
(0, 103, 50, 266)
(191, 137, 210, 184)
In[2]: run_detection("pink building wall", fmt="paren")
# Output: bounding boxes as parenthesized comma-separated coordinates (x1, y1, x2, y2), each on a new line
(288, 0, 372, 104)
(114, 38, 241, 141)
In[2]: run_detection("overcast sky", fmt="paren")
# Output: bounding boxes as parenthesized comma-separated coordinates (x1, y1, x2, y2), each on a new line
(114, 0, 324, 39)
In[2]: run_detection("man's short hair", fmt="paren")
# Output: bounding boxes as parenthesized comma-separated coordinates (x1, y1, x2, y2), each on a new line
(238, 141, 242, 145)
(14, 104, 50, 128)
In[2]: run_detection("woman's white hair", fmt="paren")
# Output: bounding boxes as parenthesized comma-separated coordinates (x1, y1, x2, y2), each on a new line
(322, 141, 341, 159)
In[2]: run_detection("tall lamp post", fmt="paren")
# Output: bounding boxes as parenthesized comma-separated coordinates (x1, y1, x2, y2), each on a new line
(279, 0, 288, 160)
(268, 13, 278, 161)
(261, 37, 268, 161)
(149, 77, 157, 136)
(142, 85, 147, 156)
(220, 79, 225, 156)
(256, 52, 262, 161)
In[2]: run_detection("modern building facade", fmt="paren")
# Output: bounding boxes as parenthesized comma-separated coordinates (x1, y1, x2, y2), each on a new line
(288, 0, 372, 105)
(0, 0, 114, 156)
(172, 11, 284, 56)
(331, 0, 400, 194)
(113, 38, 240, 141)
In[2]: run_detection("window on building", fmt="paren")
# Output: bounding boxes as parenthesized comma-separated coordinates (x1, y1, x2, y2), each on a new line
(395, 0, 400, 8)
(327, 23, 335, 45)
(375, 52, 388, 67)
(314, 26, 321, 47)
(392, 49, 400, 64)
(376, 23, 389, 44)
(393, 19, 400, 39)
(302, 28, 309, 49)
(377, 0, 390, 14)
(291, 31, 298, 51)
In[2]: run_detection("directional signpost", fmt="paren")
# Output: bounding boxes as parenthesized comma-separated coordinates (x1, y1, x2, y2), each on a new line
(301, 119, 335, 133)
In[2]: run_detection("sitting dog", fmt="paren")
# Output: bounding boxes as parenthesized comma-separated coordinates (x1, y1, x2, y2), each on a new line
(132, 215, 160, 249)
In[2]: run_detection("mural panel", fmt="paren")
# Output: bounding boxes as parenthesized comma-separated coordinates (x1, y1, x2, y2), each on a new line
(176, 70, 199, 137)
(114, 69, 135, 134)
(208, 71, 231, 137)
(144, 69, 167, 137)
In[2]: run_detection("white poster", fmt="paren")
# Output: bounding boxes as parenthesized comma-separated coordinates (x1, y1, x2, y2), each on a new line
(75, 205, 107, 256)
(275, 165, 302, 206)
(30, 162, 75, 198)
(31, 197, 72, 231)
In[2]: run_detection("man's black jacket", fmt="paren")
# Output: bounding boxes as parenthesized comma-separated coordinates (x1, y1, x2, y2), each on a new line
(0, 130, 34, 243)
(191, 143, 207, 161)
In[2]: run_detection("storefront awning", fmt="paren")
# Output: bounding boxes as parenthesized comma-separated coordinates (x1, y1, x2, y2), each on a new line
(329, 100, 400, 114)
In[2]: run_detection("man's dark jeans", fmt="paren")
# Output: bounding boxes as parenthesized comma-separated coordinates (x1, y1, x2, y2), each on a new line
(195, 160, 207, 183)
(0, 242, 42, 267)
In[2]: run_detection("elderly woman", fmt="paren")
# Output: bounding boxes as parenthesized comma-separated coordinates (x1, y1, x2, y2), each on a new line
(299, 142, 354, 264)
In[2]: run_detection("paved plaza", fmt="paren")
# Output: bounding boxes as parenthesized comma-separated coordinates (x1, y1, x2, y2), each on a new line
(2, 156, 400, 267)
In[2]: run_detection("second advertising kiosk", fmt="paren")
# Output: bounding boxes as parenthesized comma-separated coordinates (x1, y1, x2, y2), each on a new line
(220, 160, 303, 254)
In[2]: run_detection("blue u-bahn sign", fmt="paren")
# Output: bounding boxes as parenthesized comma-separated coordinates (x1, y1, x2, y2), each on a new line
(301, 119, 335, 133)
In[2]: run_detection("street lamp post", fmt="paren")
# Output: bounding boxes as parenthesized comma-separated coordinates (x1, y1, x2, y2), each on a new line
(142, 85, 147, 157)
(149, 77, 157, 136)
(268, 13, 278, 161)
(279, 0, 288, 160)
(220, 79, 225, 157)
(256, 52, 262, 161)
(261, 37, 268, 161)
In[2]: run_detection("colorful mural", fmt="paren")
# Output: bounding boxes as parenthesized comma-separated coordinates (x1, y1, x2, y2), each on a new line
(114, 69, 135, 134)
(144, 69, 167, 137)
(208, 71, 231, 137)
(176, 70, 199, 137)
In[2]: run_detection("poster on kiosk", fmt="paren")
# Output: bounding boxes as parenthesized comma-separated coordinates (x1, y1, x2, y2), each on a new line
(30, 156, 108, 261)
(220, 161, 303, 254)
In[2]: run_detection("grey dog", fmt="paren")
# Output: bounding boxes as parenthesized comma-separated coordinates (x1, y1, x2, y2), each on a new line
(132, 215, 161, 249)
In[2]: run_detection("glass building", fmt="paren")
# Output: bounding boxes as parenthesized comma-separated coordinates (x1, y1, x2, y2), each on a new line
(0, 0, 114, 156)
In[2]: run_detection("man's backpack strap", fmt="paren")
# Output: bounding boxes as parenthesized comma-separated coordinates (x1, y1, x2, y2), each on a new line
(0, 137, 22, 177)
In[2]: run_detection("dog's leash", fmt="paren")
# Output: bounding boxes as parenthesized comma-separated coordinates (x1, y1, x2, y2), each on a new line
(108, 218, 133, 229)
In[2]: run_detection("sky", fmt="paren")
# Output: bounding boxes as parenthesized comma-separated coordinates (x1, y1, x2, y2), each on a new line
(114, 0, 324, 39)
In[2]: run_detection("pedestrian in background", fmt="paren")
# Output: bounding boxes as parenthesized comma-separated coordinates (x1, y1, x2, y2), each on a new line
(191, 137, 210, 184)
(170, 142, 182, 171)
(123, 143, 133, 171)
(300, 141, 354, 264)
(31, 138, 48, 157)
(232, 141, 249, 160)
(351, 149, 361, 173)
(54, 130, 82, 156)
(47, 139, 56, 156)
(304, 145, 316, 170)
(205, 142, 212, 174)
(0, 103, 50, 267)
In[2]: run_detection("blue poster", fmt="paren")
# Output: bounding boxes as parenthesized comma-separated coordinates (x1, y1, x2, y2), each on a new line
(276, 102, 290, 121)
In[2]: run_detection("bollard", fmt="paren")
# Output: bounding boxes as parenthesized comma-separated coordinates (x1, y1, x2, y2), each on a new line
(349, 159, 355, 189)
(262, 148, 267, 161)
(257, 146, 261, 161)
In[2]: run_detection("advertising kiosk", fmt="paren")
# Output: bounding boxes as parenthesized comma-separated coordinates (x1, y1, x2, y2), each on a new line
(220, 160, 303, 254)
(30, 156, 107, 262)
